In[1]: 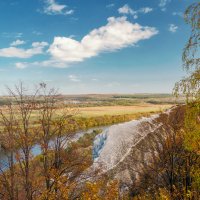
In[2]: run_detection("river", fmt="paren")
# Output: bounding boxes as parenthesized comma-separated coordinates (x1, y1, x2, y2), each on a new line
(0, 125, 109, 169)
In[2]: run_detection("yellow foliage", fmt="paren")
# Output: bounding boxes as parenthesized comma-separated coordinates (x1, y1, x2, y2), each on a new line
(81, 180, 119, 200)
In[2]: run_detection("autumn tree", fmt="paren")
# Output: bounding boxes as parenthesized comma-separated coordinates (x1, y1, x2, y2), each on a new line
(131, 2, 200, 199)
(0, 83, 44, 199)
(130, 106, 200, 199)
(0, 82, 103, 200)
(173, 2, 200, 153)
(133, 3, 200, 199)
(36, 83, 82, 199)
(174, 2, 200, 102)
(173, 1, 200, 192)
(0, 103, 18, 200)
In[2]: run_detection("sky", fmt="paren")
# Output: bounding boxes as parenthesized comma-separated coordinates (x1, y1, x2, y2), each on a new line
(0, 0, 196, 94)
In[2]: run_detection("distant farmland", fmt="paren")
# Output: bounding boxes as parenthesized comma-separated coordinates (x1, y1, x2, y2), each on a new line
(75, 104, 171, 117)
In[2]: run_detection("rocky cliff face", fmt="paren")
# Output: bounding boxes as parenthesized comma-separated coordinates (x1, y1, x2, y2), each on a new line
(92, 106, 185, 185)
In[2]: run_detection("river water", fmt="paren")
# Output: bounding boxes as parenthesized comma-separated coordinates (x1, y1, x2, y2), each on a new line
(0, 125, 108, 169)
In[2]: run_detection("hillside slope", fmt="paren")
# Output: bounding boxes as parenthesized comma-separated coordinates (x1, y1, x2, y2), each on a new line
(92, 105, 185, 185)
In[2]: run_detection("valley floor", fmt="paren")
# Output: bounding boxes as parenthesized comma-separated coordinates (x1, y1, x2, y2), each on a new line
(75, 104, 172, 117)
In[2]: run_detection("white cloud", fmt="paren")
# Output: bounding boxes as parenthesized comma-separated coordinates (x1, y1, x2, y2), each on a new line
(14, 17, 158, 68)
(0, 42, 48, 58)
(106, 3, 115, 8)
(140, 7, 153, 14)
(118, 4, 153, 18)
(47, 17, 158, 65)
(159, 0, 171, 11)
(68, 75, 80, 82)
(118, 4, 137, 16)
(169, 24, 178, 33)
(16, 60, 69, 68)
(10, 39, 26, 46)
(172, 12, 183, 17)
(32, 42, 48, 48)
(43, 0, 74, 15)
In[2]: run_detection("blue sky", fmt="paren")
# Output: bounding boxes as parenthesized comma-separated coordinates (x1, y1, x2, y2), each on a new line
(0, 0, 196, 94)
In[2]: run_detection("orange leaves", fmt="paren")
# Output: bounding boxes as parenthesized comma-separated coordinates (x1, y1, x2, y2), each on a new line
(38, 168, 76, 200)
(81, 180, 119, 200)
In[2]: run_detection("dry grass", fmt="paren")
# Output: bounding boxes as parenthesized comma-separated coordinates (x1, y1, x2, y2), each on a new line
(0, 103, 172, 120)
(75, 104, 172, 118)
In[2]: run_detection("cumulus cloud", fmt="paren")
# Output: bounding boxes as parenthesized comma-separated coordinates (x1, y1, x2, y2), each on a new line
(43, 0, 74, 15)
(48, 17, 158, 65)
(10, 39, 26, 46)
(32, 42, 48, 48)
(169, 24, 178, 33)
(159, 0, 171, 11)
(14, 17, 158, 68)
(0, 42, 48, 58)
(118, 4, 136, 15)
(118, 4, 153, 19)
